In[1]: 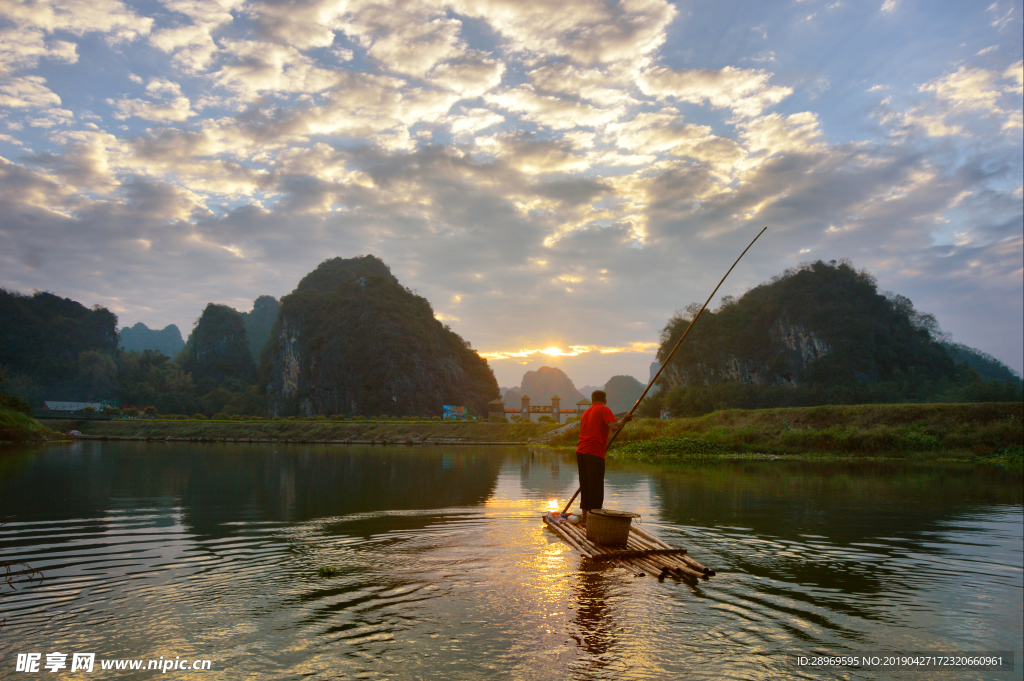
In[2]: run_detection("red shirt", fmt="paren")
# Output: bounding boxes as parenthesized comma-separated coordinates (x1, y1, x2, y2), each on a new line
(576, 403, 617, 458)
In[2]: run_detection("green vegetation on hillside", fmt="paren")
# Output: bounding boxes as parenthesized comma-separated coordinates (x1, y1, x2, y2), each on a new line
(5, 258, 1019, 429)
(180, 303, 257, 391)
(113, 298, 277, 414)
(0, 289, 119, 403)
(2, 258, 496, 421)
(941, 341, 1022, 385)
(659, 260, 953, 384)
(640, 370, 1022, 418)
(263, 255, 498, 417)
(642, 261, 1021, 418)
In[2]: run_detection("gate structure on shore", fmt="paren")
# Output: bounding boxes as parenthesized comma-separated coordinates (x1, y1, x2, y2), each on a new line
(486, 395, 592, 423)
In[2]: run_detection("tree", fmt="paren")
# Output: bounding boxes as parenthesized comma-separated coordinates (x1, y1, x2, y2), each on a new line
(117, 350, 200, 415)
(0, 289, 118, 402)
(78, 351, 118, 398)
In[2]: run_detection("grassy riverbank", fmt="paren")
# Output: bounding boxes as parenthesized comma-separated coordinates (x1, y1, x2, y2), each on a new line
(43, 417, 560, 443)
(27, 403, 1024, 469)
(0, 407, 66, 443)
(547, 402, 1023, 467)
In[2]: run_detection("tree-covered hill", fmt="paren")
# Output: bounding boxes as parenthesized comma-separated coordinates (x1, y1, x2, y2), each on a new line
(604, 375, 646, 413)
(262, 255, 498, 417)
(644, 260, 1021, 417)
(940, 342, 1021, 385)
(657, 260, 955, 387)
(180, 303, 256, 394)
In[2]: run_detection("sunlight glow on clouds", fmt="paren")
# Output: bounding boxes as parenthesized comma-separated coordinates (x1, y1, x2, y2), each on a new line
(0, 0, 1021, 385)
(638, 66, 793, 118)
(481, 342, 661, 362)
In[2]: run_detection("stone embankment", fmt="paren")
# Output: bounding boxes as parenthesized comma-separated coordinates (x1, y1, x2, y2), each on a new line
(534, 420, 581, 444)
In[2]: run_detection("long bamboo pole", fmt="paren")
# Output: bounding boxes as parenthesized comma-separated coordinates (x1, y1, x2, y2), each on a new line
(561, 226, 768, 516)
(588, 548, 689, 561)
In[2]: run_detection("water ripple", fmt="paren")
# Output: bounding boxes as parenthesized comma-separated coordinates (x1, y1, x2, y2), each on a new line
(0, 446, 1020, 681)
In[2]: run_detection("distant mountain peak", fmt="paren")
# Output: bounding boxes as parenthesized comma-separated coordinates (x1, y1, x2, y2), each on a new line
(504, 365, 585, 406)
(118, 322, 184, 357)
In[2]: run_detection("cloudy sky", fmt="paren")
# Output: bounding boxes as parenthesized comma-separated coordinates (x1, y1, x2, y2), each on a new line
(1, 0, 1021, 389)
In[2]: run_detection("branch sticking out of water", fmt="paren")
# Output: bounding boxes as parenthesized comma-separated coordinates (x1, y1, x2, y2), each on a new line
(2, 561, 45, 590)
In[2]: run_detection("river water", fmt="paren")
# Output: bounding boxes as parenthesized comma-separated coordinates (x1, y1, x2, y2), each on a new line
(0, 442, 1020, 680)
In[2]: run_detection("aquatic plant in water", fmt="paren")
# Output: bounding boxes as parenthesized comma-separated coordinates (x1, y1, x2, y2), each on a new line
(610, 437, 730, 462)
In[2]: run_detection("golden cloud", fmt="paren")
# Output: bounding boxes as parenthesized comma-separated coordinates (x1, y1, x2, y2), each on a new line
(638, 65, 792, 117)
(0, 75, 61, 108)
(480, 341, 659, 361)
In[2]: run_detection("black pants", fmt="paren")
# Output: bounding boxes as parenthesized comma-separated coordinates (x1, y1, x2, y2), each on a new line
(576, 452, 605, 511)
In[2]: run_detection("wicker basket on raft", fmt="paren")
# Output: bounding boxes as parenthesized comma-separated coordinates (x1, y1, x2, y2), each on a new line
(585, 509, 641, 545)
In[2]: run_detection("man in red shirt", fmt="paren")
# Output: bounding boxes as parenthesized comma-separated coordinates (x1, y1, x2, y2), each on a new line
(575, 390, 631, 525)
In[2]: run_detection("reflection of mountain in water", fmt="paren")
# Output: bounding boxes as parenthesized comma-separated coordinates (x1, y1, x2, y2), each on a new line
(0, 442, 505, 539)
(652, 460, 1023, 595)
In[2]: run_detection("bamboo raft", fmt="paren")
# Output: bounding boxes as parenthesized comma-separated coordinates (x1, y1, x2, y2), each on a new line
(542, 512, 715, 580)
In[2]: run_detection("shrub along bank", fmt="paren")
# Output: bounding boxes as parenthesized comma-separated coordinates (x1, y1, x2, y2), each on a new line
(18, 403, 1024, 470)
(0, 408, 66, 443)
(546, 402, 1023, 466)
